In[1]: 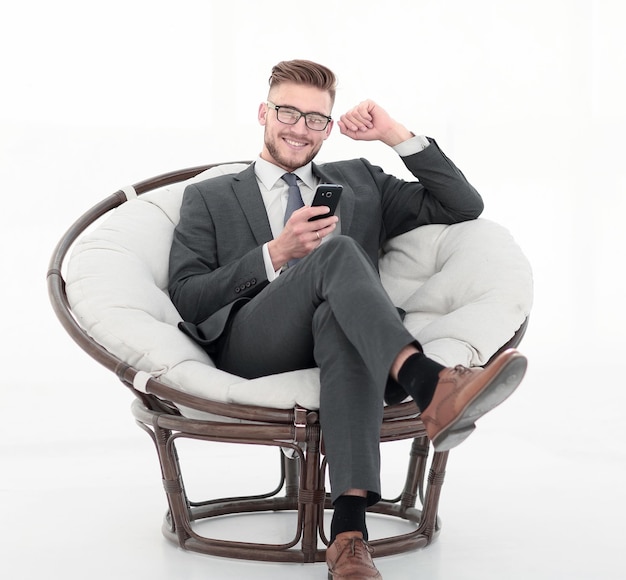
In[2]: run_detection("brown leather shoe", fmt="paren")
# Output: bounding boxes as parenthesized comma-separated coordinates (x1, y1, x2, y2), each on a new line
(326, 531, 382, 579)
(421, 348, 527, 451)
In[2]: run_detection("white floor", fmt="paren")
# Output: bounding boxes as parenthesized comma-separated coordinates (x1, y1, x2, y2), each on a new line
(3, 354, 625, 580)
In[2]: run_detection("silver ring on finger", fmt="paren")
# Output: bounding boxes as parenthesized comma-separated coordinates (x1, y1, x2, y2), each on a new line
(316, 231, 320, 240)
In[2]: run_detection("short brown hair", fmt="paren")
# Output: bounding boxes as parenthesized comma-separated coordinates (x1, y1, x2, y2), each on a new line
(268, 59, 337, 105)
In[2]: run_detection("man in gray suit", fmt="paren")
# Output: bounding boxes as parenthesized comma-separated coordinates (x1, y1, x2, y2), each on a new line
(169, 59, 527, 579)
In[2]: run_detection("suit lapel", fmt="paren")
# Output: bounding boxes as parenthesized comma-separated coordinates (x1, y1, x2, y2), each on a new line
(313, 163, 356, 235)
(232, 164, 274, 245)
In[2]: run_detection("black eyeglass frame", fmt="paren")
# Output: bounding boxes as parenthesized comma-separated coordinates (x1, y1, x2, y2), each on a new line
(266, 101, 332, 131)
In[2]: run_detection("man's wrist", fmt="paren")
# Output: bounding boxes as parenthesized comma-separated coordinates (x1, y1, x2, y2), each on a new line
(382, 124, 414, 147)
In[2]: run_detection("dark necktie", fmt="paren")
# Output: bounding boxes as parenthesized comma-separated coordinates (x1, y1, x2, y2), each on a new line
(281, 173, 304, 267)
(282, 173, 304, 224)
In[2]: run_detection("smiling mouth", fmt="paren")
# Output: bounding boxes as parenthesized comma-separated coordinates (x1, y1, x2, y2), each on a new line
(283, 137, 308, 148)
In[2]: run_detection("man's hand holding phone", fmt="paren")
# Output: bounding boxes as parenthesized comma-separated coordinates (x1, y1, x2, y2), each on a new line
(268, 184, 343, 271)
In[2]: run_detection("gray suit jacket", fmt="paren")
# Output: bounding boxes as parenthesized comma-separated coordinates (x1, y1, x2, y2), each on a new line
(168, 139, 483, 348)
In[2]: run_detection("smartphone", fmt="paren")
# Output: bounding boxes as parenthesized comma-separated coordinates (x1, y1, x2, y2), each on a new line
(309, 184, 343, 221)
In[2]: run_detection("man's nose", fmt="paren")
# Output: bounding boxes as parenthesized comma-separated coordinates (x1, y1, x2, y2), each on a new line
(293, 115, 309, 131)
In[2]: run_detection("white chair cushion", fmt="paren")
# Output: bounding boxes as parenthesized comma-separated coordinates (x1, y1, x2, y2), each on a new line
(379, 219, 533, 367)
(66, 164, 533, 413)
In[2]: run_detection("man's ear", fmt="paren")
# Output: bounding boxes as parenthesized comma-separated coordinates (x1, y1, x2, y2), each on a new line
(258, 102, 268, 126)
(323, 119, 334, 140)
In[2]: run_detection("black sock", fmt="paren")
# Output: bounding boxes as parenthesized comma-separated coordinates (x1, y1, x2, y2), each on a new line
(330, 495, 368, 542)
(397, 352, 445, 411)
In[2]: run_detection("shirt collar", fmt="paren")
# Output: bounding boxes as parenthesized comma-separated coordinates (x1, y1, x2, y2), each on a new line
(254, 156, 316, 191)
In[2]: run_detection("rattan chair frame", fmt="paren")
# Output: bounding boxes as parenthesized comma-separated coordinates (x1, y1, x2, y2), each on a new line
(47, 163, 527, 563)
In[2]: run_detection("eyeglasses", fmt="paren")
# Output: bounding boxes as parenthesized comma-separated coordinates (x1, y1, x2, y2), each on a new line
(267, 101, 332, 131)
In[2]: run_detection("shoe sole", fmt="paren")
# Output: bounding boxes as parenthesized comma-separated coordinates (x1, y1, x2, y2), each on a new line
(431, 354, 528, 452)
(328, 565, 382, 579)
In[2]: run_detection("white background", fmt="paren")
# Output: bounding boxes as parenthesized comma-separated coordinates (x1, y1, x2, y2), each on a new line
(2, 1, 625, 579)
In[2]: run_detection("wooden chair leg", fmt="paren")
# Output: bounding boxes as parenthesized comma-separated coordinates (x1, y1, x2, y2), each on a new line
(138, 421, 193, 545)
(283, 452, 300, 500)
(419, 449, 449, 541)
(400, 436, 431, 509)
(300, 423, 324, 563)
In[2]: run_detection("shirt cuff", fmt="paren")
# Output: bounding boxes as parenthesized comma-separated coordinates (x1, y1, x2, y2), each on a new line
(262, 242, 281, 281)
(393, 134, 430, 157)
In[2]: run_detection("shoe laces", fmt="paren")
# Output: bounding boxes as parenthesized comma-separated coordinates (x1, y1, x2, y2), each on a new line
(346, 536, 374, 558)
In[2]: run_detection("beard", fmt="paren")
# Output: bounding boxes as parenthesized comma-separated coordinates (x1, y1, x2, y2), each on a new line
(264, 130, 322, 172)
